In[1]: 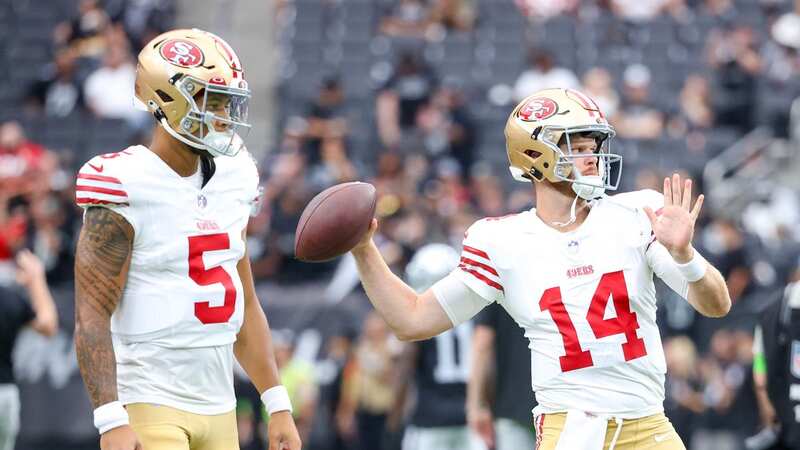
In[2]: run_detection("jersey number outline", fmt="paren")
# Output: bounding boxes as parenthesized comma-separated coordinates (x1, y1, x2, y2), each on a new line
(188, 233, 237, 324)
(433, 323, 473, 384)
(539, 270, 647, 372)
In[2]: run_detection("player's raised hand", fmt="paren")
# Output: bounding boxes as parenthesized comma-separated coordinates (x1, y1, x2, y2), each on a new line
(351, 218, 378, 254)
(268, 411, 302, 450)
(100, 425, 142, 450)
(643, 173, 704, 263)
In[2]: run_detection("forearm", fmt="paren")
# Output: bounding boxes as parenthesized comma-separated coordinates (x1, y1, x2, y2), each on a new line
(467, 328, 494, 412)
(75, 312, 118, 408)
(686, 260, 731, 318)
(27, 277, 58, 336)
(234, 303, 281, 394)
(351, 241, 421, 340)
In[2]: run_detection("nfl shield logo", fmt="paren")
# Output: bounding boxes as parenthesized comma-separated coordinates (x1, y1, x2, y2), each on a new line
(567, 240, 579, 255)
(792, 341, 800, 378)
(197, 194, 207, 210)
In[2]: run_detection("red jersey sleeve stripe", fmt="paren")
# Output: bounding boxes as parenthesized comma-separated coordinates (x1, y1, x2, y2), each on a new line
(76, 197, 129, 206)
(76, 185, 128, 197)
(460, 256, 499, 276)
(459, 264, 504, 292)
(77, 173, 123, 184)
(462, 245, 490, 260)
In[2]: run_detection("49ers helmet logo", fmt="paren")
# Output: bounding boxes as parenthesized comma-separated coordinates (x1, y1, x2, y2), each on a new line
(160, 39, 204, 68)
(518, 97, 558, 121)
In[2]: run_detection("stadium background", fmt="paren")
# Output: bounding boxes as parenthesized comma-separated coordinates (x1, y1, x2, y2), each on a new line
(1, 0, 800, 449)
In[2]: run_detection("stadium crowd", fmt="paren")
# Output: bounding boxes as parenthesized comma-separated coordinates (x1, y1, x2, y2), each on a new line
(2, 0, 800, 449)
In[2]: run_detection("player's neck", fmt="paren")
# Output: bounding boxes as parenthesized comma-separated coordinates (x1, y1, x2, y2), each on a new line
(533, 182, 589, 232)
(149, 127, 201, 177)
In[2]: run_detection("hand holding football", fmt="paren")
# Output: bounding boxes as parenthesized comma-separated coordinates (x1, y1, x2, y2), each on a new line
(294, 182, 377, 262)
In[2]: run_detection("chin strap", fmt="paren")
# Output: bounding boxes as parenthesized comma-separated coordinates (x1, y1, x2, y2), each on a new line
(552, 194, 580, 228)
(552, 193, 604, 228)
(158, 116, 207, 151)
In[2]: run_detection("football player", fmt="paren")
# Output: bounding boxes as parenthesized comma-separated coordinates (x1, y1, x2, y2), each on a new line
(350, 88, 731, 450)
(74, 29, 301, 450)
(390, 244, 486, 450)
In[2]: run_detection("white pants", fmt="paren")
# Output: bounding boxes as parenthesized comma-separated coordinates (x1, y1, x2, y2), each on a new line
(402, 425, 487, 450)
(495, 417, 535, 450)
(0, 384, 19, 450)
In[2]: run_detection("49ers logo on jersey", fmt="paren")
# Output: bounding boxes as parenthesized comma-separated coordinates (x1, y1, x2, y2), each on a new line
(160, 39, 204, 68)
(518, 97, 558, 121)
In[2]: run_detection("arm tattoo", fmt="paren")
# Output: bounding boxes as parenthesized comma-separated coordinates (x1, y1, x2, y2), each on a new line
(74, 207, 134, 408)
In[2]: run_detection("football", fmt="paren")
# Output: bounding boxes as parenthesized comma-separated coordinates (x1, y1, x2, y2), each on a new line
(294, 181, 377, 262)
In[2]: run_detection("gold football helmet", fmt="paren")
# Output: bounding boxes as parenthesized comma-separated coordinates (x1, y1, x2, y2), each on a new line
(505, 88, 620, 199)
(134, 28, 251, 157)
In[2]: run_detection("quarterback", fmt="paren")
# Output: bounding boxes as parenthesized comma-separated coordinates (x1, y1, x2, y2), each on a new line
(74, 29, 301, 450)
(350, 88, 730, 450)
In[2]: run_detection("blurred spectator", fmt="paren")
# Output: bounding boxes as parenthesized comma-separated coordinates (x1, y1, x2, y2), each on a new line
(25, 49, 84, 117)
(514, 0, 578, 20)
(693, 329, 758, 450)
(0, 122, 50, 199)
(469, 167, 506, 218)
(700, 218, 752, 303)
(581, 66, 620, 118)
(700, 0, 737, 24)
(413, 80, 476, 177)
(0, 250, 58, 450)
(512, 49, 579, 102)
(83, 41, 147, 125)
(302, 76, 349, 167)
(706, 25, 761, 134)
(664, 336, 706, 445)
(376, 52, 438, 149)
(610, 0, 668, 22)
(53, 0, 111, 59)
(337, 312, 399, 450)
(667, 74, 716, 164)
(468, 303, 536, 450)
(379, 0, 434, 40)
(270, 330, 318, 444)
(429, 0, 477, 32)
(316, 328, 357, 450)
(611, 64, 665, 140)
(107, 0, 177, 49)
(671, 74, 715, 133)
(663, 0, 692, 22)
(759, 7, 800, 137)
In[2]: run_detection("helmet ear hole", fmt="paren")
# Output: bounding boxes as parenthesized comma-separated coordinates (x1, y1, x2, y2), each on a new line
(155, 90, 174, 103)
(524, 149, 541, 159)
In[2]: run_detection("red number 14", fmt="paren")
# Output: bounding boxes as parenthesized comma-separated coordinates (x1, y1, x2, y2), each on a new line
(539, 270, 647, 372)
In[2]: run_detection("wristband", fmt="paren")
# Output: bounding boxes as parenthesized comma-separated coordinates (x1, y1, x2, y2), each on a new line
(676, 251, 707, 282)
(93, 401, 129, 434)
(261, 385, 293, 415)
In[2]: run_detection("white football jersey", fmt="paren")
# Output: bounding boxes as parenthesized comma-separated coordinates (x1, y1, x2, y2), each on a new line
(75, 145, 260, 414)
(443, 189, 689, 418)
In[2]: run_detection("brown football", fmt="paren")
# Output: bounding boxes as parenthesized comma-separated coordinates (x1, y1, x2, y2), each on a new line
(294, 181, 377, 262)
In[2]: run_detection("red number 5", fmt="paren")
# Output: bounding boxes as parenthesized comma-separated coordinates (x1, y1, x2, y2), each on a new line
(539, 270, 647, 372)
(188, 233, 237, 324)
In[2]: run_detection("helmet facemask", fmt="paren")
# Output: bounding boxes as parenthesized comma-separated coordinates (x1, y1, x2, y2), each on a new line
(173, 75, 251, 157)
(545, 126, 622, 200)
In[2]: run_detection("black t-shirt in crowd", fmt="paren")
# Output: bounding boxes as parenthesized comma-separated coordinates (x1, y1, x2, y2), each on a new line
(474, 303, 536, 426)
(410, 323, 472, 427)
(0, 285, 35, 384)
